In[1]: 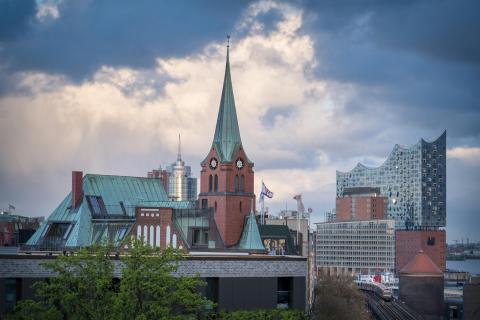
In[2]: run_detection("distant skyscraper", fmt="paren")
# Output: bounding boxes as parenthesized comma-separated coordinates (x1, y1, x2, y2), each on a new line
(166, 135, 197, 202)
(336, 131, 446, 229)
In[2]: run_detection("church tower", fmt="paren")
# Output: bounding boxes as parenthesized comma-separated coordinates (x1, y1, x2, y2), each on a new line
(198, 40, 255, 247)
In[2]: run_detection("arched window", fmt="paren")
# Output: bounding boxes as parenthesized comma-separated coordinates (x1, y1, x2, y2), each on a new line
(240, 175, 245, 192)
(172, 234, 177, 248)
(155, 226, 160, 247)
(136, 225, 142, 240)
(166, 225, 171, 246)
(214, 201, 217, 212)
(234, 175, 239, 192)
(214, 174, 218, 192)
(149, 225, 154, 246)
(240, 201, 243, 213)
(209, 175, 213, 192)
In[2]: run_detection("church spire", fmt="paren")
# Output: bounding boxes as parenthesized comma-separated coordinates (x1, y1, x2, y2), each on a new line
(212, 35, 242, 162)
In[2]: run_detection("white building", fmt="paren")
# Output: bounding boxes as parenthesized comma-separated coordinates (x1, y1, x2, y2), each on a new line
(315, 219, 395, 276)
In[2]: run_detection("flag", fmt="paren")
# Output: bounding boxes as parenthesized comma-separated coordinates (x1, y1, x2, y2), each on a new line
(260, 182, 274, 201)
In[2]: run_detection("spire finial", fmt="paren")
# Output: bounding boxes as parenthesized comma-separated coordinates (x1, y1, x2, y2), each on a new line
(177, 134, 182, 161)
(227, 34, 230, 48)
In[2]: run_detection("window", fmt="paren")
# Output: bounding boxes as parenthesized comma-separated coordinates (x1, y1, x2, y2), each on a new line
(214, 175, 218, 192)
(277, 277, 292, 309)
(240, 175, 245, 192)
(234, 175, 239, 192)
(193, 229, 208, 246)
(427, 237, 435, 246)
(4, 278, 20, 313)
(214, 201, 217, 212)
(240, 201, 243, 213)
(201, 199, 208, 209)
(209, 175, 213, 192)
(86, 196, 106, 216)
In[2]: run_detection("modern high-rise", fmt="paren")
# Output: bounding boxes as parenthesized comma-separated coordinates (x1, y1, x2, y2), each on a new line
(166, 135, 197, 202)
(147, 136, 197, 202)
(336, 131, 446, 229)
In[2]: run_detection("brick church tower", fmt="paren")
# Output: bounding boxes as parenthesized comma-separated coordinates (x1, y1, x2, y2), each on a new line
(198, 42, 255, 247)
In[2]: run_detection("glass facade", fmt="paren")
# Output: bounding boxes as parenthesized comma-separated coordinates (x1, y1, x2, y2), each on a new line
(336, 131, 446, 229)
(167, 158, 197, 202)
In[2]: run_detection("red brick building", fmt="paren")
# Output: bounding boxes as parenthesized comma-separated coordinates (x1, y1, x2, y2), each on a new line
(336, 187, 387, 221)
(396, 230, 446, 272)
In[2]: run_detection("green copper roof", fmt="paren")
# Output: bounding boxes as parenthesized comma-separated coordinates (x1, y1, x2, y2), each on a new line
(238, 205, 265, 251)
(27, 174, 193, 249)
(212, 45, 243, 162)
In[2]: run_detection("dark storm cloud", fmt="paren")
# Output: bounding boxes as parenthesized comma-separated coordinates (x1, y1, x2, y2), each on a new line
(0, 0, 252, 82)
(300, 0, 480, 145)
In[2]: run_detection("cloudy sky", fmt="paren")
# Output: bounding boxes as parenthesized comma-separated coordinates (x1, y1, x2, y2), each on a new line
(1, 0, 479, 242)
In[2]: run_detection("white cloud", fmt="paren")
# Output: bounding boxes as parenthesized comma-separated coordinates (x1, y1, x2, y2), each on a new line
(448, 147, 480, 166)
(36, 0, 62, 21)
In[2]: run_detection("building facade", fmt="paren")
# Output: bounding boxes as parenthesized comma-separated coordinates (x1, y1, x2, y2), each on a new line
(336, 131, 446, 229)
(316, 219, 395, 275)
(336, 187, 387, 221)
(395, 229, 446, 272)
(0, 213, 43, 247)
(265, 217, 309, 257)
(0, 254, 306, 314)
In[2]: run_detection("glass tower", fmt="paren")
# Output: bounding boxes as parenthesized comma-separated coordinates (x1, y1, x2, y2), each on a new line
(336, 131, 446, 229)
(166, 135, 197, 201)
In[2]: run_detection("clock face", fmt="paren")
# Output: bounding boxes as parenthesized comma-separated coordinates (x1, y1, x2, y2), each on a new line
(209, 158, 218, 169)
(236, 159, 244, 169)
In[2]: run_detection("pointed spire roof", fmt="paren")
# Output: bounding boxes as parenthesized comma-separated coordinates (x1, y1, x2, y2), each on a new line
(211, 37, 243, 162)
(239, 200, 265, 251)
(400, 250, 443, 276)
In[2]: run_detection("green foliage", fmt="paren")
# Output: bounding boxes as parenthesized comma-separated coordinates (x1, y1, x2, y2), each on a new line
(7, 239, 211, 320)
(312, 274, 368, 320)
(206, 309, 308, 320)
(113, 238, 211, 320)
(6, 300, 62, 320)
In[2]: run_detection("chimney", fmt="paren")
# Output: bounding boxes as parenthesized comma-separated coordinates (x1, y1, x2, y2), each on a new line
(161, 170, 169, 192)
(72, 171, 83, 209)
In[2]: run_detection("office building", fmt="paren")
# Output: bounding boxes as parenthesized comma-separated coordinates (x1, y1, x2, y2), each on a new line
(316, 219, 395, 275)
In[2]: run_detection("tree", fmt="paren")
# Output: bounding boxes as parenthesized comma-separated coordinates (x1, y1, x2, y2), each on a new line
(113, 238, 211, 320)
(312, 274, 368, 320)
(9, 244, 116, 320)
(8, 239, 211, 320)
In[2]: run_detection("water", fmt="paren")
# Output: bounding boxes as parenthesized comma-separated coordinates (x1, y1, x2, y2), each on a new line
(446, 259, 480, 275)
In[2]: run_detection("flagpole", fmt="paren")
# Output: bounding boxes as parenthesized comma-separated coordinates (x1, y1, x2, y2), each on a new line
(261, 180, 264, 225)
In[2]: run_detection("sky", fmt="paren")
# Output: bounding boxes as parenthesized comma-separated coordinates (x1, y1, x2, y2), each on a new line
(0, 0, 479, 243)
